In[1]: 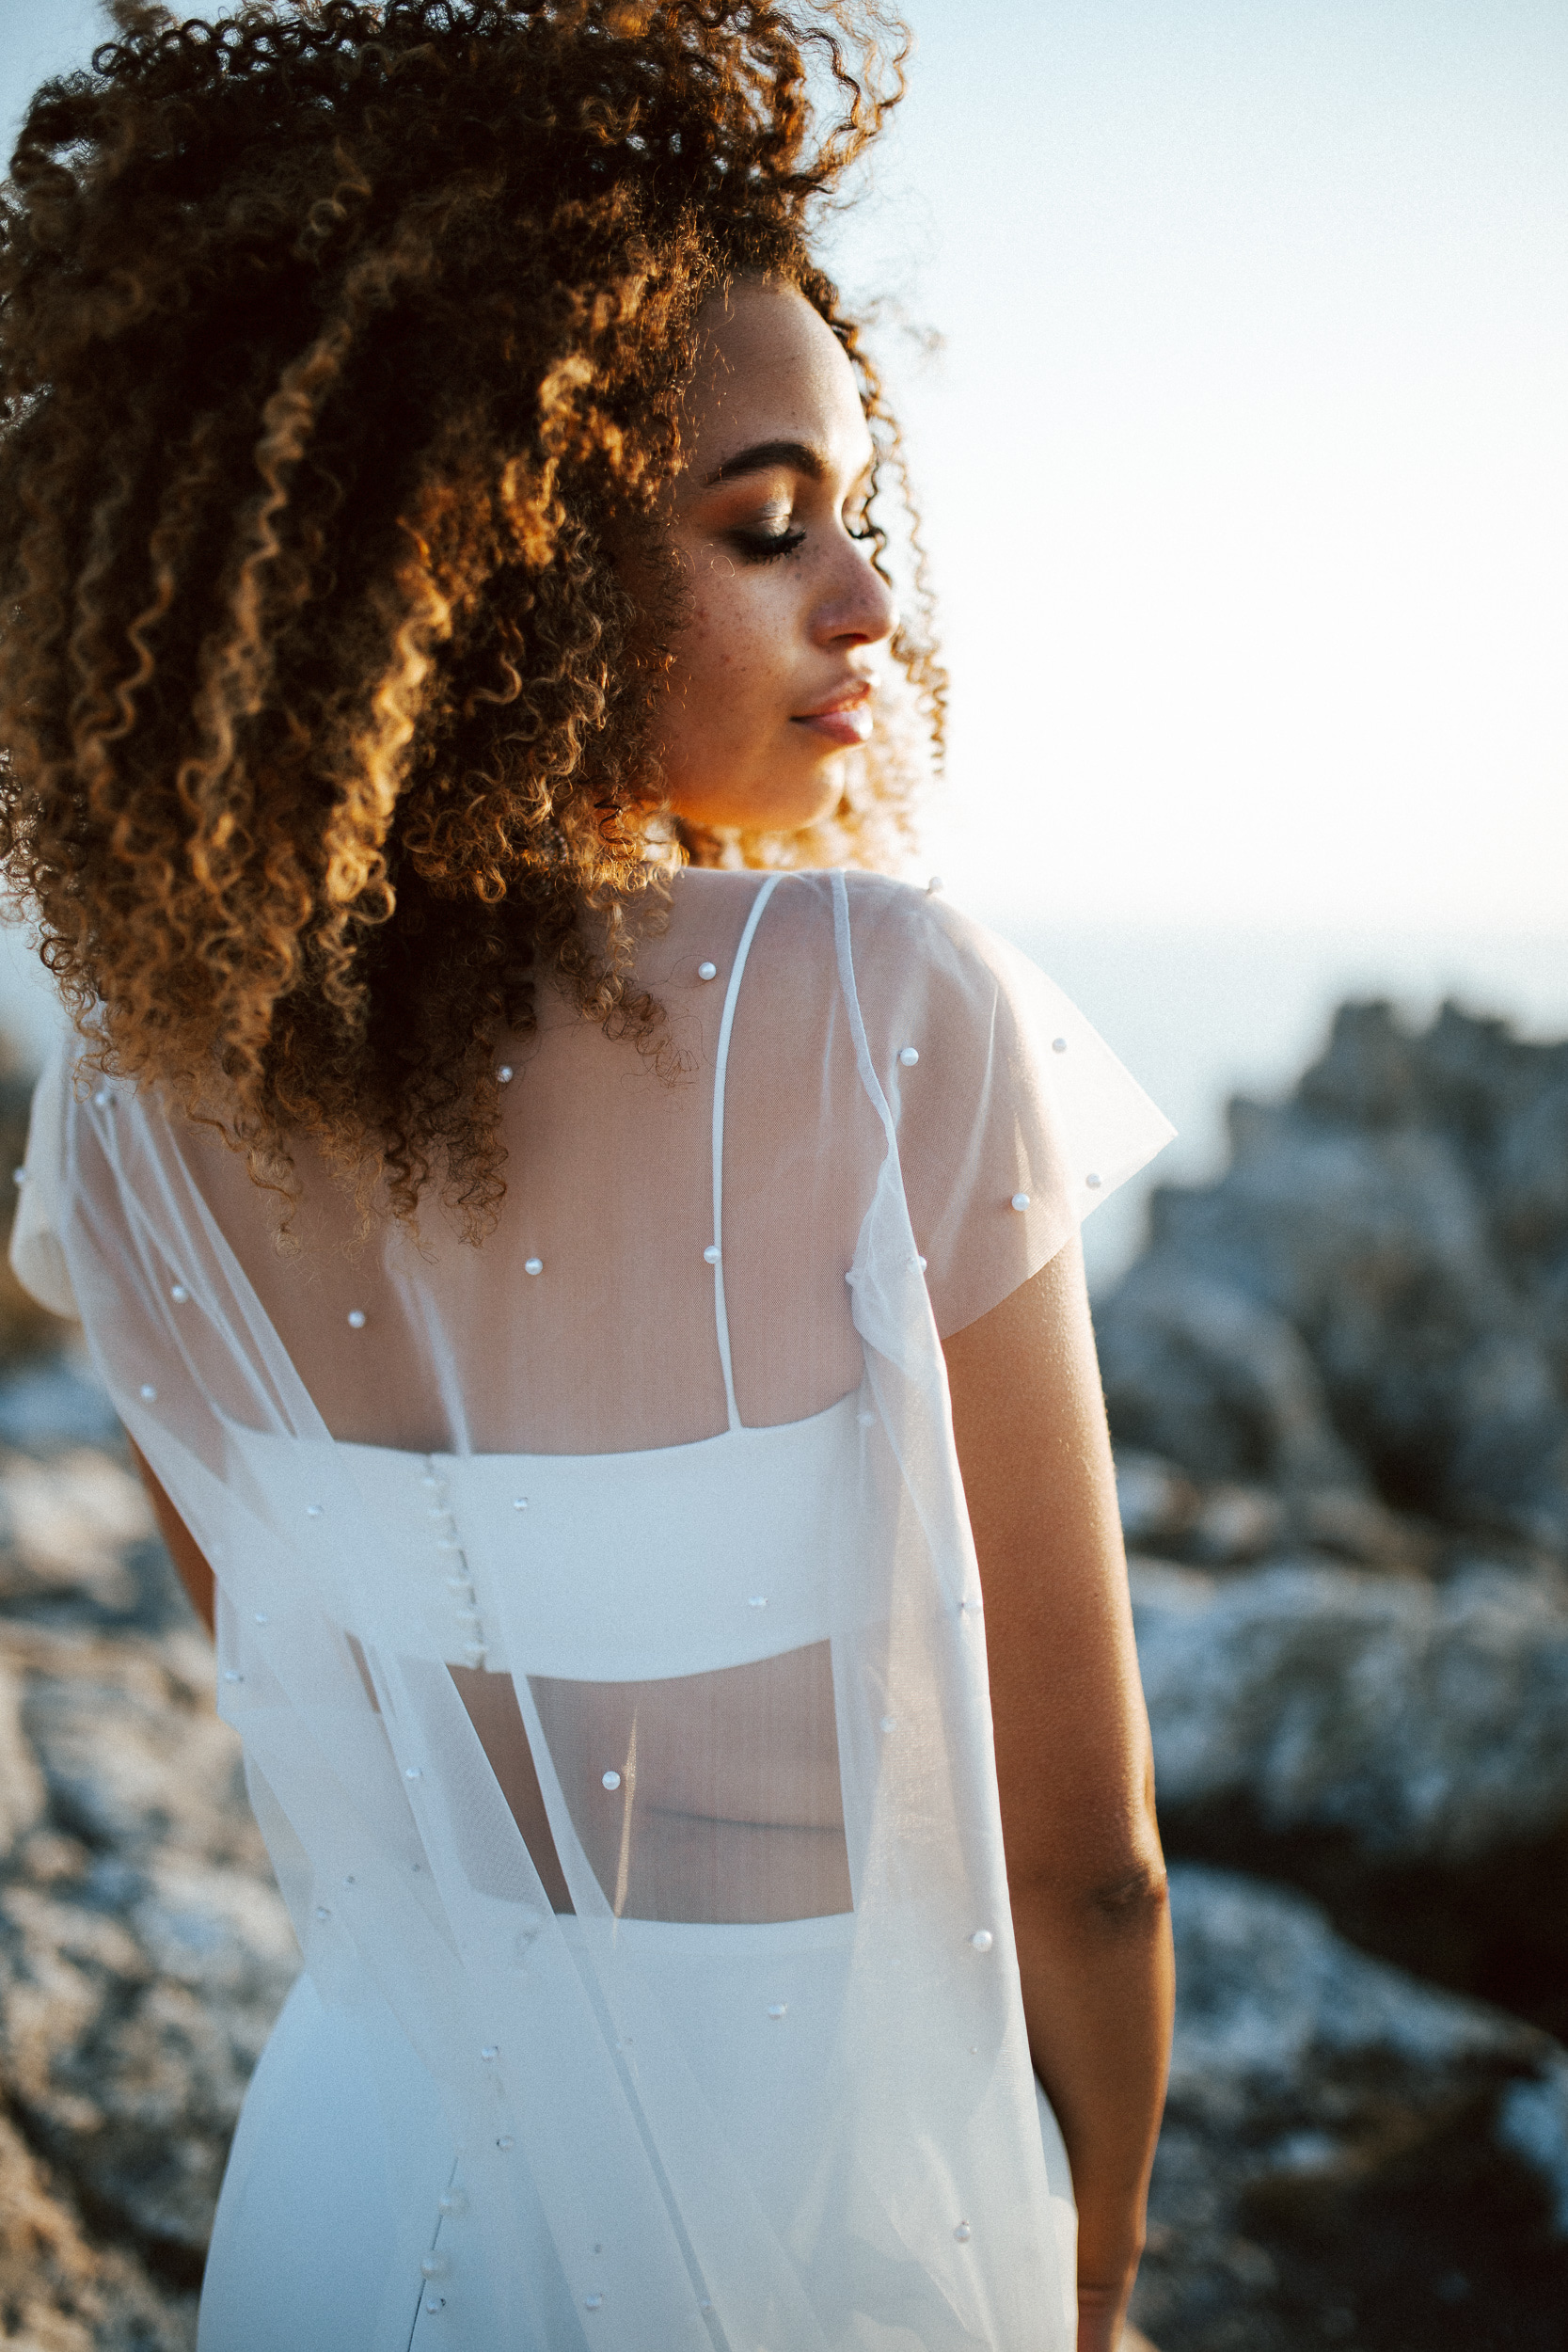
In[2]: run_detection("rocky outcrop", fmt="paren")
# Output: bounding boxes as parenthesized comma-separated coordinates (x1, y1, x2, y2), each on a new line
(1099, 1001, 1568, 1550)
(1132, 1867, 1568, 2351)
(1132, 1555, 1568, 1867)
(0, 1407, 296, 2351)
(1094, 998, 1568, 2050)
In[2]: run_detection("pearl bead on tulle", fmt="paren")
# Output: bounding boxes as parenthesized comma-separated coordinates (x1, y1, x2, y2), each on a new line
(898, 1045, 919, 1067)
(1053, 1037, 1068, 1054)
(703, 1245, 721, 1264)
(697, 961, 718, 981)
(954, 2222, 973, 2243)
(602, 1771, 622, 1791)
(970, 1930, 993, 1952)
(524, 1257, 544, 1277)
(1010, 1192, 1030, 1212)
(347, 1310, 366, 1328)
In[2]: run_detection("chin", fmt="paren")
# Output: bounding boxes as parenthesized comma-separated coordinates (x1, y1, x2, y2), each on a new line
(671, 758, 848, 842)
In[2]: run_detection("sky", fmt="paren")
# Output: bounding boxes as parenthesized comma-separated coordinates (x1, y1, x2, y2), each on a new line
(2, 0, 1566, 937)
(816, 0, 1568, 926)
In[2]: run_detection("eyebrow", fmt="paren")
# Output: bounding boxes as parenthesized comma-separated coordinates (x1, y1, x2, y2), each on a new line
(702, 437, 828, 488)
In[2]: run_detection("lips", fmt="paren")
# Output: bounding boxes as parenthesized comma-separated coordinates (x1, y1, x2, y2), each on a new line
(790, 680, 876, 748)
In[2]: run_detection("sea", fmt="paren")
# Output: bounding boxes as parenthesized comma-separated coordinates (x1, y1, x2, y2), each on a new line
(5, 906, 1568, 1298)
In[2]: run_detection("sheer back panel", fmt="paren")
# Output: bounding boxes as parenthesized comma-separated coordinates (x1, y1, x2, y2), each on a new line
(14, 869, 1173, 2351)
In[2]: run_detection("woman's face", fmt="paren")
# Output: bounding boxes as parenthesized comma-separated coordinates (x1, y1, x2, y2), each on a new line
(649, 278, 899, 838)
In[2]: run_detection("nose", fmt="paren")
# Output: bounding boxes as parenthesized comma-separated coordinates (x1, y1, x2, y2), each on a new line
(813, 537, 899, 652)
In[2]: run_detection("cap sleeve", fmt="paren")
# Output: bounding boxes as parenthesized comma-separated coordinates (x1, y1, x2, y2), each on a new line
(9, 1039, 81, 1323)
(844, 878, 1175, 1337)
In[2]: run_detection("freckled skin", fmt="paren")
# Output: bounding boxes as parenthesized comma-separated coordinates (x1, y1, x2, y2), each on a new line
(651, 280, 899, 834)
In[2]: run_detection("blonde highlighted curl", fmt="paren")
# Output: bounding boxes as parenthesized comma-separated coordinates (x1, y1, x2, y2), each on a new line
(0, 0, 942, 1228)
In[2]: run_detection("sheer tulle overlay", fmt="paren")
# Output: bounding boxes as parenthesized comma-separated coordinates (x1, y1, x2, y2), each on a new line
(12, 870, 1172, 2351)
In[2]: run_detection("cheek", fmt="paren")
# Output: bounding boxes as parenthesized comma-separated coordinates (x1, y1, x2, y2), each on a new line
(689, 548, 808, 678)
(684, 585, 770, 686)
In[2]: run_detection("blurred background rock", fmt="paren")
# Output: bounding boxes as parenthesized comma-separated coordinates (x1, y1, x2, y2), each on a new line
(0, 1056, 297, 2352)
(3, 1003, 1568, 2348)
(1108, 998, 1568, 2348)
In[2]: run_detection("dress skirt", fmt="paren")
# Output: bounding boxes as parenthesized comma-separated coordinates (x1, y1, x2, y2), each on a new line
(198, 1965, 1078, 2351)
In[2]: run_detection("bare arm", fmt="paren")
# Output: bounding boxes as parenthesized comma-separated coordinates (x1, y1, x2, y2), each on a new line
(943, 1235, 1172, 2352)
(129, 1436, 215, 1638)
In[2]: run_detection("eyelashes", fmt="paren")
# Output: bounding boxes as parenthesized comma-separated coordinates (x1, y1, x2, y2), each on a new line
(727, 516, 875, 565)
(729, 525, 808, 564)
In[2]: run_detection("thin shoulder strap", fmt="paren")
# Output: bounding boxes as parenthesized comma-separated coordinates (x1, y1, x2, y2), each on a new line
(710, 871, 785, 1433)
(831, 868, 897, 1149)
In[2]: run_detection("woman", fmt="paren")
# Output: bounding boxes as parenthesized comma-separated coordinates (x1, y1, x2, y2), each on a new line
(0, 4, 1174, 2347)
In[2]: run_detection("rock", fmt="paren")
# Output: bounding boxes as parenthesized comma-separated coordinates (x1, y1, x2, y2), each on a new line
(0, 1058, 71, 1370)
(1184, 1482, 1287, 1567)
(0, 1447, 152, 1614)
(1294, 1485, 1431, 1571)
(1115, 1452, 1202, 1549)
(1132, 1555, 1568, 1865)
(0, 1622, 298, 2272)
(1098, 1001, 1568, 1549)
(1132, 1549, 1568, 2042)
(1116, 1448, 1429, 1573)
(0, 1565, 296, 2346)
(1131, 1866, 1568, 2350)
(0, 1651, 46, 1852)
(0, 2098, 195, 2351)
(1101, 1262, 1365, 1496)
(0, 1358, 125, 1457)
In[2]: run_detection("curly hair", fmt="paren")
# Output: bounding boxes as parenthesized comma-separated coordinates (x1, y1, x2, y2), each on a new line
(0, 0, 941, 1228)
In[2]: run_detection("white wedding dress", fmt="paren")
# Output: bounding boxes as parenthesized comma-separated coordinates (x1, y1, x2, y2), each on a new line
(12, 867, 1171, 2352)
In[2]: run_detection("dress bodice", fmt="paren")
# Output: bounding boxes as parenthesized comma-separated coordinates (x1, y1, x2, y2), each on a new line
(13, 866, 1173, 2349)
(308, 1389, 863, 1681)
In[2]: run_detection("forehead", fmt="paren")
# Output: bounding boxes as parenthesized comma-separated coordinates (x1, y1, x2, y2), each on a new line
(680, 280, 872, 480)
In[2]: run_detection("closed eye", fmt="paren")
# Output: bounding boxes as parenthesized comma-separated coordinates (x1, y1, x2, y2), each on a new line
(729, 525, 808, 564)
